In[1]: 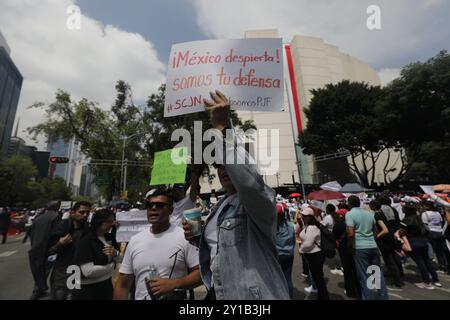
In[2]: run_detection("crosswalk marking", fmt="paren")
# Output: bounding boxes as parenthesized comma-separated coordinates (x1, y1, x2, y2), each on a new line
(0, 251, 17, 258)
(435, 287, 450, 294)
(389, 293, 410, 300)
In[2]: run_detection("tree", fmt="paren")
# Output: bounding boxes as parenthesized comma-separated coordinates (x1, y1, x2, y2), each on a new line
(28, 89, 124, 200)
(40, 177, 72, 201)
(378, 50, 450, 183)
(143, 85, 256, 187)
(72, 195, 96, 204)
(0, 155, 38, 206)
(28, 82, 255, 201)
(299, 81, 407, 187)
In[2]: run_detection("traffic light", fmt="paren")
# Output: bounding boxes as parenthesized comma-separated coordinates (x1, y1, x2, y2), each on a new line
(49, 156, 69, 163)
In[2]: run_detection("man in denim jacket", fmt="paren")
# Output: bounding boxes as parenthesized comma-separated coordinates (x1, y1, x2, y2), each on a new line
(182, 90, 290, 300)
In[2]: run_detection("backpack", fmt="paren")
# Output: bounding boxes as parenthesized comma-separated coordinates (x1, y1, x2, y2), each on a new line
(316, 224, 336, 258)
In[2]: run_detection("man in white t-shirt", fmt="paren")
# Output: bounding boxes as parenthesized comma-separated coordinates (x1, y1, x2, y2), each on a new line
(113, 189, 202, 300)
(170, 178, 198, 227)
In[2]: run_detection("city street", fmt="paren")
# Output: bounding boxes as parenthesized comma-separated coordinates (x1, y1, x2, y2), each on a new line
(1, 233, 450, 300)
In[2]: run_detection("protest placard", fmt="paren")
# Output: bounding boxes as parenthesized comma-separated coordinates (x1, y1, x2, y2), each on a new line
(150, 147, 187, 186)
(164, 38, 284, 117)
(116, 210, 149, 243)
(60, 201, 72, 210)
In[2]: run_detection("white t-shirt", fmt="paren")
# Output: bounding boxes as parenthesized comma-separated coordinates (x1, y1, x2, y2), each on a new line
(171, 195, 195, 227)
(119, 225, 199, 300)
(422, 211, 443, 233)
(321, 214, 334, 232)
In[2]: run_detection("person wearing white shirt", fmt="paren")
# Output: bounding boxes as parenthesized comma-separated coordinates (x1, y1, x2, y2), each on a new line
(321, 204, 343, 276)
(444, 207, 450, 275)
(114, 189, 202, 300)
(299, 207, 329, 300)
(422, 202, 447, 271)
(170, 166, 199, 227)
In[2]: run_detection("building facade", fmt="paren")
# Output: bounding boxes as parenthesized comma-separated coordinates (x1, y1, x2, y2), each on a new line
(0, 30, 23, 156)
(47, 137, 81, 194)
(79, 164, 100, 199)
(201, 29, 382, 193)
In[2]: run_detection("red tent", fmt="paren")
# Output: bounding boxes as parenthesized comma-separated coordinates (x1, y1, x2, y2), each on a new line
(307, 190, 346, 201)
(288, 193, 302, 198)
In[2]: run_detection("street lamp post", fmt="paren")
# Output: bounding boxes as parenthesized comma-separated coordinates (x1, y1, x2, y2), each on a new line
(120, 132, 142, 198)
(295, 163, 306, 201)
(120, 138, 126, 196)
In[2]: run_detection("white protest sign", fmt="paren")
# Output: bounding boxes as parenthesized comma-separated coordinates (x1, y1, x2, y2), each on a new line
(60, 201, 72, 210)
(116, 210, 149, 243)
(420, 185, 435, 195)
(164, 38, 284, 117)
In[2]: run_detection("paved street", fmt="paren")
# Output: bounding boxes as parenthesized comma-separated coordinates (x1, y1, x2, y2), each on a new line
(1, 233, 450, 300)
(0, 234, 34, 300)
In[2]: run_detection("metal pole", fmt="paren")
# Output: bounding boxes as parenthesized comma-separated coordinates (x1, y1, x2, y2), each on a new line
(298, 163, 306, 201)
(49, 163, 56, 180)
(123, 158, 128, 196)
(120, 138, 126, 196)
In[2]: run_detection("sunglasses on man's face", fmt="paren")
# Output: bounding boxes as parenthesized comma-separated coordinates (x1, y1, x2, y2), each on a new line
(145, 201, 170, 209)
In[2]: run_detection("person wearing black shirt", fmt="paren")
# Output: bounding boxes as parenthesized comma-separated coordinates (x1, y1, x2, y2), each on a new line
(72, 209, 118, 300)
(370, 200, 404, 289)
(0, 208, 11, 244)
(400, 205, 441, 290)
(47, 201, 91, 300)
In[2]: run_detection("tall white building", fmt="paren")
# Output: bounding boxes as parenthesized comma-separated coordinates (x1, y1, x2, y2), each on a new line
(201, 29, 382, 193)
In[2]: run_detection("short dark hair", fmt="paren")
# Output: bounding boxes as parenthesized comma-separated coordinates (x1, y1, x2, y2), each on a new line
(90, 209, 114, 233)
(73, 201, 92, 211)
(146, 188, 174, 204)
(369, 199, 381, 211)
(338, 202, 349, 210)
(172, 184, 186, 190)
(347, 196, 360, 208)
(46, 201, 61, 212)
(326, 204, 336, 214)
(378, 196, 390, 206)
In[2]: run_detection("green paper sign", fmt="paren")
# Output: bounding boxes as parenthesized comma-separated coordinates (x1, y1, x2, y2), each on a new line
(150, 147, 188, 186)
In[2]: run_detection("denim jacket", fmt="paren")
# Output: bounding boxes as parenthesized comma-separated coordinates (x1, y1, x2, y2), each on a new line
(198, 130, 290, 300)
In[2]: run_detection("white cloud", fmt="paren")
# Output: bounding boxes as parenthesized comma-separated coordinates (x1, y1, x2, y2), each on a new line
(0, 0, 166, 149)
(424, 0, 445, 8)
(378, 68, 401, 86)
(192, 0, 450, 70)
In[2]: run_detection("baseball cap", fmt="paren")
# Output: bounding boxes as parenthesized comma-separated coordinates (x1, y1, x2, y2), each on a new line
(301, 207, 315, 216)
(301, 203, 310, 210)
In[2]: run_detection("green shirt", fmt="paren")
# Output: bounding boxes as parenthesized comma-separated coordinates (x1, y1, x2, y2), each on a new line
(345, 207, 377, 249)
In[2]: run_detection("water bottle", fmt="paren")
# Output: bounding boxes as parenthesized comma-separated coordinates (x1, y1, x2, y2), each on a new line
(146, 264, 159, 300)
(148, 265, 158, 280)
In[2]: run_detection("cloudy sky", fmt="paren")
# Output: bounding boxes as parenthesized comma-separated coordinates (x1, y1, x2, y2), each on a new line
(0, 0, 449, 148)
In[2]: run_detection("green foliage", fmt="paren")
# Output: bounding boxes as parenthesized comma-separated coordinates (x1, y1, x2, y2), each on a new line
(27, 82, 255, 201)
(0, 155, 38, 205)
(40, 177, 72, 201)
(299, 81, 396, 187)
(378, 50, 450, 183)
(0, 156, 71, 207)
(72, 195, 96, 204)
(300, 51, 450, 187)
